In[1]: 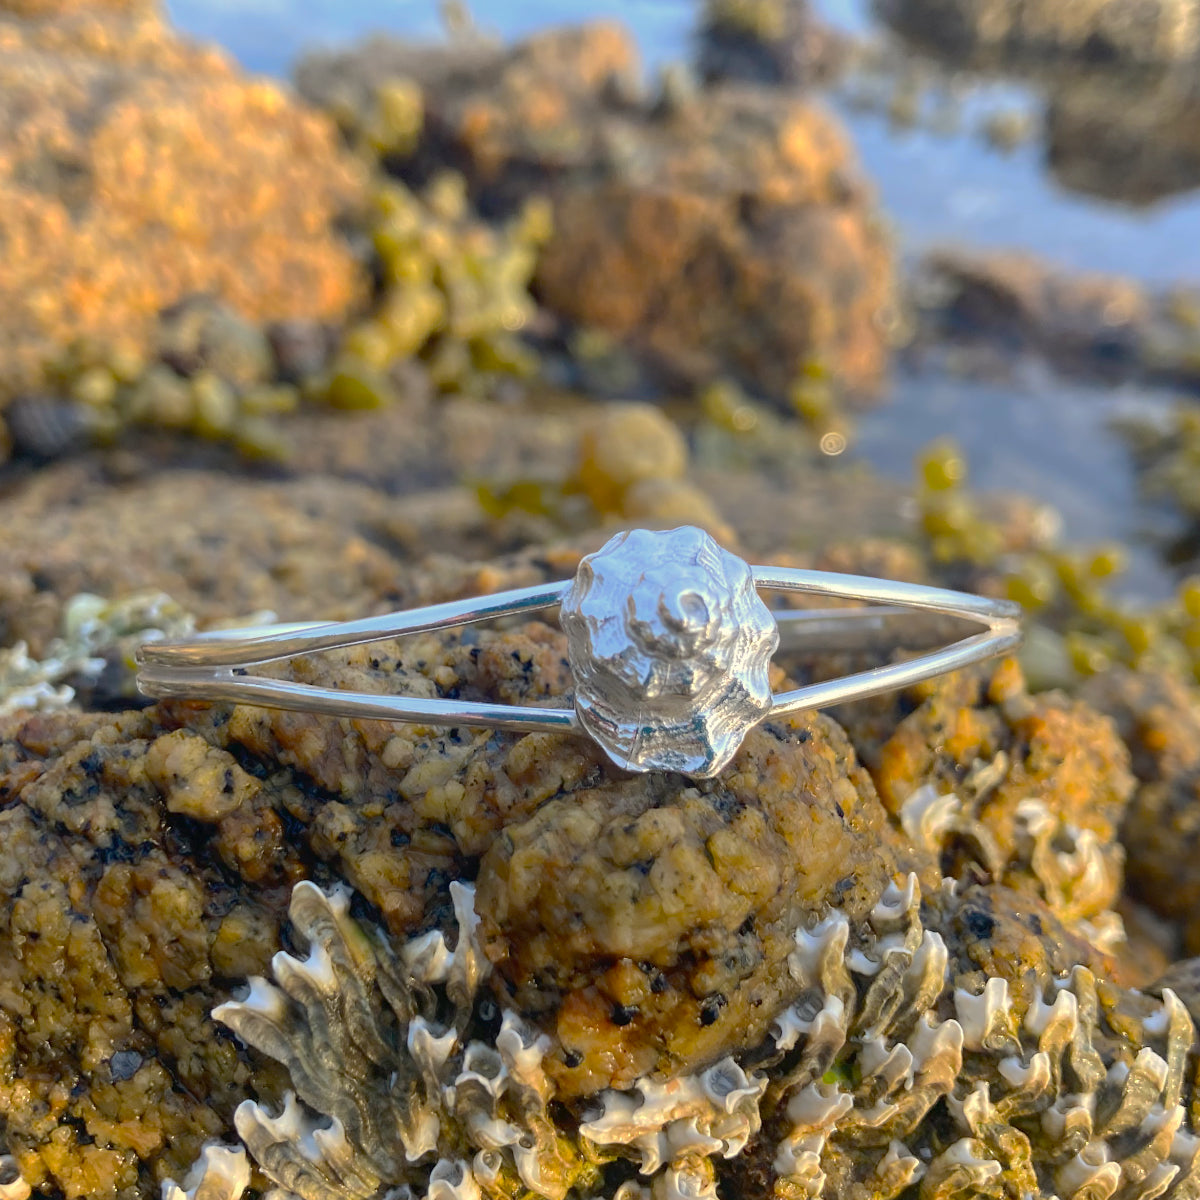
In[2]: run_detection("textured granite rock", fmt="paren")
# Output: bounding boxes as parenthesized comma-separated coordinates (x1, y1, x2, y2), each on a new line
(0, 0, 367, 401)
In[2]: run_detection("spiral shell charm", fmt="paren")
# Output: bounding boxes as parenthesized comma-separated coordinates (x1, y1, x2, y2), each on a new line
(559, 527, 780, 776)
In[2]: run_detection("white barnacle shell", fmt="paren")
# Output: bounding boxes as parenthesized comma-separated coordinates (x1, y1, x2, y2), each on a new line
(874, 1140, 926, 1194)
(559, 526, 779, 777)
(408, 1016, 459, 1078)
(772, 993, 846, 1052)
(495, 1010, 553, 1103)
(869, 873, 920, 931)
(784, 1082, 855, 1133)
(772, 1131, 826, 1196)
(1056, 1142, 1121, 1200)
(1042, 1092, 1096, 1143)
(579, 1058, 766, 1174)
(921, 1138, 1002, 1198)
(612, 1185, 653, 1200)
(859, 1037, 915, 1093)
(401, 881, 486, 1008)
(699, 1058, 762, 1113)
(655, 1160, 719, 1200)
(458, 1042, 508, 1099)
(774, 1084, 852, 1191)
(1025, 985, 1079, 1053)
(0, 1156, 31, 1200)
(955, 977, 1019, 1054)
(160, 1142, 250, 1200)
(427, 1159, 481, 1200)
(898, 784, 961, 852)
(787, 912, 850, 992)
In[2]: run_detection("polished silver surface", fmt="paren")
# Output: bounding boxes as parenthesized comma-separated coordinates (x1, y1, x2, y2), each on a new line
(137, 526, 1022, 777)
(560, 527, 779, 776)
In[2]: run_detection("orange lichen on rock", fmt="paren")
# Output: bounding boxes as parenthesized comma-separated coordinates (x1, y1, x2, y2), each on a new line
(1083, 668, 1200, 953)
(0, 709, 281, 1199)
(0, 0, 367, 399)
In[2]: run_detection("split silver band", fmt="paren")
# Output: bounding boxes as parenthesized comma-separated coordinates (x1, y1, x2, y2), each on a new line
(136, 526, 1022, 777)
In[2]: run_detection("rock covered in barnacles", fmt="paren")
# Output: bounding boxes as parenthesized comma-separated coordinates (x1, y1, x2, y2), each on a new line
(724, 873, 1198, 1200)
(559, 526, 779, 776)
(857, 659, 1134, 933)
(217, 870, 1200, 1200)
(212, 878, 597, 1200)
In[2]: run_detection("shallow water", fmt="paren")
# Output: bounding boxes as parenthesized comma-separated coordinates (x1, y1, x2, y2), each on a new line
(855, 365, 1183, 597)
(166, 0, 1199, 593)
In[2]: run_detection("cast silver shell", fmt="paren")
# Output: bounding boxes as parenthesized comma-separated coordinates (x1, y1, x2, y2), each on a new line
(559, 527, 779, 776)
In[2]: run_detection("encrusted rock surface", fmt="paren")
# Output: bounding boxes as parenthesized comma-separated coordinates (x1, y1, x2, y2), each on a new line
(1047, 69, 1200, 205)
(0, 610, 897, 1196)
(878, 0, 1200, 67)
(911, 248, 1200, 392)
(0, 0, 367, 401)
(697, 0, 849, 86)
(852, 658, 1135, 929)
(297, 24, 894, 402)
(0, 507, 1182, 1200)
(0, 707, 290, 1200)
(477, 703, 904, 1096)
(1083, 668, 1200, 954)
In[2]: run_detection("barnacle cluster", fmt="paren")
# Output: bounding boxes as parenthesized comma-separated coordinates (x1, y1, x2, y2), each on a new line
(900, 783, 1126, 951)
(195, 859, 1200, 1200)
(207, 879, 602, 1200)
(0, 591, 193, 715)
